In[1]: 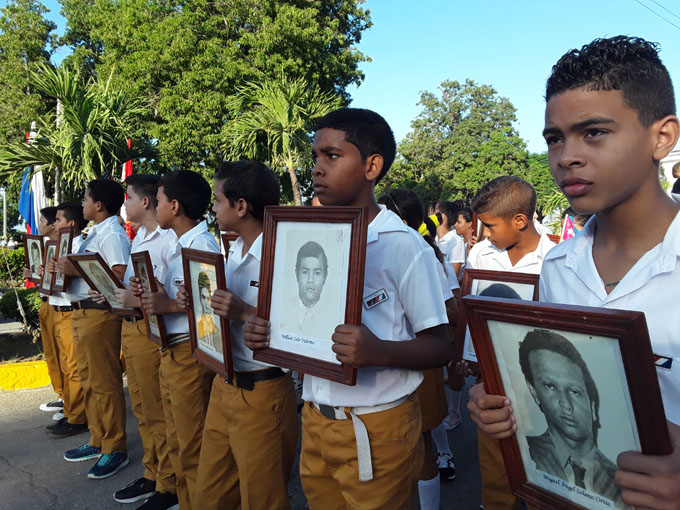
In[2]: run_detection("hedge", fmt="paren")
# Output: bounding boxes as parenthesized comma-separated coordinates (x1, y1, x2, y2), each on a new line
(0, 248, 27, 287)
(0, 287, 43, 339)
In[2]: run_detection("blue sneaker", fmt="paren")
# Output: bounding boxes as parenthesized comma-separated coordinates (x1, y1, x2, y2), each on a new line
(64, 443, 102, 462)
(87, 451, 129, 479)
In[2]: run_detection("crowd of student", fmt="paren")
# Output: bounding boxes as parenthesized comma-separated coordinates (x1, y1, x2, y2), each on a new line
(28, 35, 679, 510)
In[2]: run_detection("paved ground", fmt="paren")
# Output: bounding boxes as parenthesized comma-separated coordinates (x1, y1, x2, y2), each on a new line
(0, 379, 482, 509)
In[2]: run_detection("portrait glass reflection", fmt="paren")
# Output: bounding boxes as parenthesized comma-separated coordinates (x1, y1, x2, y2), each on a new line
(488, 321, 639, 510)
(136, 260, 161, 338)
(55, 231, 71, 287)
(189, 260, 223, 363)
(41, 244, 57, 292)
(27, 239, 42, 279)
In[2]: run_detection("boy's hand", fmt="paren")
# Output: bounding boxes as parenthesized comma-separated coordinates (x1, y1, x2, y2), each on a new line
(331, 324, 382, 367)
(242, 314, 270, 350)
(57, 256, 79, 276)
(38, 265, 45, 277)
(140, 280, 182, 316)
(23, 268, 32, 278)
(467, 382, 516, 439)
(129, 276, 143, 297)
(211, 289, 254, 321)
(616, 421, 680, 510)
(88, 288, 107, 305)
(114, 287, 140, 308)
(175, 285, 188, 310)
(45, 258, 58, 274)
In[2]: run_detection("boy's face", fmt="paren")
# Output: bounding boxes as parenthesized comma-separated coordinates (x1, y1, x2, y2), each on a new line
(311, 128, 371, 207)
(454, 214, 471, 236)
(543, 87, 658, 215)
(54, 210, 74, 230)
(38, 214, 54, 236)
(212, 178, 237, 231)
(155, 186, 173, 229)
(477, 212, 519, 250)
(82, 189, 98, 220)
(124, 186, 145, 222)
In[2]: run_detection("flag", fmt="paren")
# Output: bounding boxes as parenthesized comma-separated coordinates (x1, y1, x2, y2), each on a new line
(561, 215, 575, 241)
(18, 167, 38, 234)
(120, 138, 136, 240)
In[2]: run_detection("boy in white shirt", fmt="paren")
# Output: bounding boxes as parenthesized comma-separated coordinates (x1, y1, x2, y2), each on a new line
(435, 200, 466, 277)
(468, 36, 680, 510)
(244, 108, 452, 509)
(139, 170, 218, 510)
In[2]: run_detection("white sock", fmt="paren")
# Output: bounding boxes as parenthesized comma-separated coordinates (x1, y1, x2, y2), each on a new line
(418, 473, 441, 510)
(445, 386, 462, 416)
(431, 421, 453, 457)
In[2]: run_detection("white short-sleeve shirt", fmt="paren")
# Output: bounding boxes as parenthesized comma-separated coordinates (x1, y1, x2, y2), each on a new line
(467, 234, 556, 274)
(437, 230, 466, 265)
(162, 221, 220, 336)
(68, 216, 131, 301)
(302, 206, 450, 407)
(123, 225, 177, 285)
(540, 213, 680, 425)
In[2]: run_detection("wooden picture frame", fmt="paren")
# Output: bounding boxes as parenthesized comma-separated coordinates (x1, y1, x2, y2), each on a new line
(253, 206, 368, 385)
(68, 253, 140, 315)
(471, 211, 484, 241)
(463, 295, 671, 510)
(547, 233, 561, 244)
(182, 248, 233, 379)
(220, 231, 239, 256)
(52, 227, 74, 292)
(454, 269, 540, 374)
(23, 234, 44, 284)
(39, 241, 58, 294)
(131, 251, 169, 348)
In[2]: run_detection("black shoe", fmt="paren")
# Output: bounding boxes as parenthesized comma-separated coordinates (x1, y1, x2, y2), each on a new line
(49, 420, 89, 438)
(136, 491, 179, 510)
(114, 477, 156, 503)
(46, 417, 68, 431)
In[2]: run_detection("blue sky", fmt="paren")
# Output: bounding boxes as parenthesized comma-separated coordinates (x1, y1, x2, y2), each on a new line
(9, 0, 680, 153)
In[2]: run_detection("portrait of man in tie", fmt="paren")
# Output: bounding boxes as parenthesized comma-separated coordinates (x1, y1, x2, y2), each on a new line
(518, 329, 622, 506)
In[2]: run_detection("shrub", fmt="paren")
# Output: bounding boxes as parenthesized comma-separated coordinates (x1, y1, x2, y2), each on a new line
(0, 287, 43, 339)
(0, 248, 27, 287)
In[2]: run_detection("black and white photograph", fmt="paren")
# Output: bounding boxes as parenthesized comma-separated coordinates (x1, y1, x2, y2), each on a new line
(40, 242, 57, 293)
(132, 253, 164, 342)
(69, 253, 137, 314)
(53, 227, 73, 291)
(489, 321, 638, 510)
(81, 260, 123, 308)
(188, 260, 224, 363)
(268, 222, 351, 365)
(24, 235, 44, 283)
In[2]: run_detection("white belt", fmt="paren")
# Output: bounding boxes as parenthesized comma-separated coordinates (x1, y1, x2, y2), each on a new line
(311, 395, 410, 482)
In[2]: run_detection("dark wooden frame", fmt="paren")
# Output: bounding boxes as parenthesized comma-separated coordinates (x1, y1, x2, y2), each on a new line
(547, 233, 561, 244)
(68, 253, 139, 315)
(39, 241, 58, 294)
(463, 295, 671, 510)
(182, 248, 233, 379)
(131, 251, 169, 348)
(220, 232, 239, 255)
(454, 269, 540, 374)
(52, 227, 74, 292)
(23, 234, 44, 284)
(253, 206, 368, 385)
(472, 211, 484, 241)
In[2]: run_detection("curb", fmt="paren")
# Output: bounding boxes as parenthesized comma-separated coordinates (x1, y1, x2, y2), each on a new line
(0, 360, 50, 390)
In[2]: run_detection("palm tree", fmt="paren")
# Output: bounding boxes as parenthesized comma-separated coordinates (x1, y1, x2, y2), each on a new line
(0, 63, 156, 201)
(221, 76, 342, 205)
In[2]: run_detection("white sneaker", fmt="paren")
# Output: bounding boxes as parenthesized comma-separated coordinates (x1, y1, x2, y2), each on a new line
(40, 398, 64, 412)
(52, 411, 64, 421)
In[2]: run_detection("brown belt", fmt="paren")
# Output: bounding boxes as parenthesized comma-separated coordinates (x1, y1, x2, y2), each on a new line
(226, 367, 285, 391)
(71, 300, 108, 311)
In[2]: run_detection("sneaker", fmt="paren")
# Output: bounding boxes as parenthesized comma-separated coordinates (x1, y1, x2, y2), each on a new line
(64, 443, 102, 462)
(444, 412, 462, 430)
(52, 411, 64, 421)
(136, 491, 179, 510)
(114, 477, 156, 503)
(50, 421, 89, 438)
(40, 398, 64, 412)
(437, 452, 456, 480)
(46, 417, 67, 431)
(87, 451, 129, 479)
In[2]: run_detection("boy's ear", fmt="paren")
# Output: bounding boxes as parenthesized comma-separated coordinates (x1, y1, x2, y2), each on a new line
(364, 154, 384, 182)
(141, 196, 150, 209)
(513, 213, 529, 230)
(169, 198, 181, 217)
(652, 115, 680, 161)
(234, 198, 249, 218)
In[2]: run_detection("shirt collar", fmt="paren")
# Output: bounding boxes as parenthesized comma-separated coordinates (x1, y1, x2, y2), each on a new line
(367, 205, 409, 244)
(90, 215, 119, 235)
(229, 233, 262, 264)
(178, 220, 209, 248)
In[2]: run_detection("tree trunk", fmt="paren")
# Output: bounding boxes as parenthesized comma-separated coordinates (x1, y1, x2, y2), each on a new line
(287, 165, 302, 206)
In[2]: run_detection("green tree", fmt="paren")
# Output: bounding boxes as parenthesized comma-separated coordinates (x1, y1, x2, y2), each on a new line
(379, 79, 529, 204)
(222, 76, 342, 205)
(66, 0, 370, 176)
(0, 0, 56, 146)
(525, 152, 561, 219)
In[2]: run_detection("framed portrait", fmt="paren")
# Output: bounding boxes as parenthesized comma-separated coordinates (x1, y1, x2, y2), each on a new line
(253, 206, 368, 385)
(454, 269, 540, 373)
(68, 253, 140, 315)
(23, 234, 44, 284)
(131, 251, 168, 348)
(181, 248, 233, 379)
(52, 227, 74, 292)
(464, 295, 671, 510)
(472, 211, 484, 241)
(220, 231, 239, 255)
(39, 241, 58, 294)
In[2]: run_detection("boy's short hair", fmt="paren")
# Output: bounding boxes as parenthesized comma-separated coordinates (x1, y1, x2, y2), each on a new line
(295, 241, 328, 275)
(314, 108, 396, 183)
(471, 176, 536, 220)
(126, 174, 160, 208)
(546, 36, 676, 126)
(57, 202, 88, 230)
(158, 170, 211, 221)
(458, 207, 473, 223)
(40, 206, 58, 225)
(87, 179, 125, 216)
(214, 160, 280, 221)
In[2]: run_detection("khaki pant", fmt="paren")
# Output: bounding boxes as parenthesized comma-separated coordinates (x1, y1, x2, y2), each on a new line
(300, 395, 423, 510)
(478, 430, 521, 510)
(121, 319, 175, 493)
(195, 372, 298, 510)
(71, 308, 126, 453)
(159, 342, 212, 509)
(53, 310, 86, 424)
(39, 301, 63, 399)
